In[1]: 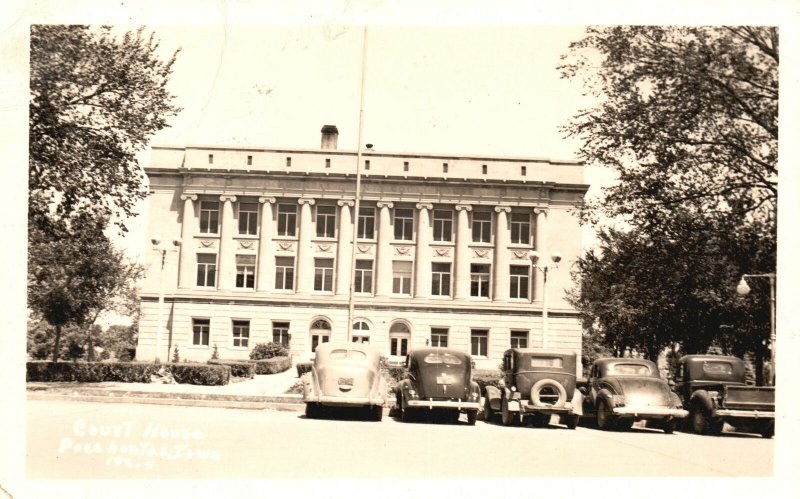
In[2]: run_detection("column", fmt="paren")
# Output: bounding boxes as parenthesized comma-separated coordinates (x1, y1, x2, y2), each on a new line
(217, 195, 237, 290)
(375, 201, 394, 297)
(493, 205, 511, 301)
(454, 204, 472, 299)
(296, 198, 316, 293)
(178, 193, 197, 289)
(256, 197, 276, 292)
(336, 199, 355, 296)
(414, 203, 432, 298)
(533, 208, 548, 301)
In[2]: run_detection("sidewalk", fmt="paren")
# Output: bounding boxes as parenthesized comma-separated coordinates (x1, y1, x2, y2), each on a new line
(27, 367, 307, 411)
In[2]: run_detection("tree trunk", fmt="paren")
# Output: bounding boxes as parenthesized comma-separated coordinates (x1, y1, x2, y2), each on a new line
(52, 324, 62, 362)
(87, 330, 95, 361)
(754, 349, 764, 387)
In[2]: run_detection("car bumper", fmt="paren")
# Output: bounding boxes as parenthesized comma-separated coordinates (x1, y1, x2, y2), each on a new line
(517, 401, 577, 415)
(715, 409, 775, 419)
(612, 407, 689, 419)
(406, 399, 482, 411)
(306, 395, 385, 407)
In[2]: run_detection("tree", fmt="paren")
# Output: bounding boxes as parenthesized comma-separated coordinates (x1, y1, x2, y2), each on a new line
(29, 25, 180, 234)
(560, 26, 777, 236)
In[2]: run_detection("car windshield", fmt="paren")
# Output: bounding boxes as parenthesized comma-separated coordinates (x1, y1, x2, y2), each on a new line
(608, 363, 652, 376)
(329, 349, 367, 360)
(530, 357, 563, 368)
(702, 361, 733, 376)
(423, 353, 463, 365)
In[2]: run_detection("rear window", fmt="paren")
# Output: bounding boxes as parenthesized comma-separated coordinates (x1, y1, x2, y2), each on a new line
(702, 361, 733, 376)
(608, 363, 652, 376)
(329, 349, 367, 360)
(423, 353, 463, 365)
(530, 357, 563, 368)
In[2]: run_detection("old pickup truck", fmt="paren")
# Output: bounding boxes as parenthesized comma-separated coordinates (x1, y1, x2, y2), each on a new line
(674, 355, 775, 438)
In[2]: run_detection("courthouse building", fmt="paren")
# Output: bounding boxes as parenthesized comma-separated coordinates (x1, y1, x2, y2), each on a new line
(137, 126, 589, 371)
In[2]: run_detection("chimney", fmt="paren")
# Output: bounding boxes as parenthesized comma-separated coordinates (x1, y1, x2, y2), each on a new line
(321, 125, 339, 150)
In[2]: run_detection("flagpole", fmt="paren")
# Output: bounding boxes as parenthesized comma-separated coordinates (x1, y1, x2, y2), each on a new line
(347, 26, 368, 341)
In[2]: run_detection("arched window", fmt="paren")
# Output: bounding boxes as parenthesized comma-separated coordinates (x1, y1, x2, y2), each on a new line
(352, 321, 370, 344)
(310, 319, 331, 352)
(389, 322, 411, 357)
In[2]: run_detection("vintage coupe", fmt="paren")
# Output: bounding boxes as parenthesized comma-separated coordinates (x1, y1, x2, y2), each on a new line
(583, 358, 687, 433)
(302, 342, 387, 421)
(484, 349, 583, 429)
(674, 355, 775, 438)
(395, 348, 482, 424)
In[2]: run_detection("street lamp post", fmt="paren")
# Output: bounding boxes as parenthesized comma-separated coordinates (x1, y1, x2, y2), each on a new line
(151, 236, 182, 363)
(530, 250, 561, 349)
(736, 273, 776, 386)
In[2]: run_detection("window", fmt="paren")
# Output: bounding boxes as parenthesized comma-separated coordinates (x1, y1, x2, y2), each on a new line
(394, 208, 414, 240)
(272, 322, 290, 347)
(430, 328, 448, 348)
(247, 155, 252, 166)
(472, 211, 491, 243)
(482, 164, 487, 175)
(325, 158, 331, 168)
(275, 257, 294, 290)
(354, 260, 373, 294)
(390, 322, 410, 356)
(443, 163, 448, 173)
(392, 261, 412, 295)
(470, 264, 490, 298)
(510, 330, 528, 349)
(423, 352, 462, 365)
(232, 320, 250, 347)
(196, 254, 217, 287)
(277, 203, 297, 236)
(531, 357, 564, 368)
(316, 205, 336, 238)
(365, 159, 370, 170)
(238, 202, 258, 235)
(510, 265, 530, 299)
(357, 206, 375, 239)
(510, 213, 530, 244)
(352, 321, 370, 343)
(314, 258, 334, 292)
(235, 255, 256, 289)
(433, 209, 453, 242)
(286, 157, 292, 167)
(208, 154, 213, 164)
(403, 161, 409, 171)
(471, 329, 488, 356)
(521, 165, 527, 176)
(432, 262, 451, 297)
(199, 201, 219, 234)
(310, 319, 331, 352)
(192, 318, 210, 346)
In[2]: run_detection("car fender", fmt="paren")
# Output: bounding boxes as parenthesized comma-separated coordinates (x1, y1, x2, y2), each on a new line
(670, 391, 683, 409)
(690, 390, 714, 413)
(595, 388, 615, 409)
(570, 388, 584, 416)
(484, 385, 502, 411)
(301, 372, 315, 401)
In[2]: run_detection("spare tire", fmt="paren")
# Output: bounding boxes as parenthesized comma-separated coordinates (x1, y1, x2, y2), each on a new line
(530, 379, 567, 408)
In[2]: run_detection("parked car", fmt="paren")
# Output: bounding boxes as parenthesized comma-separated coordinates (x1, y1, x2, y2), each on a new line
(302, 342, 387, 421)
(484, 349, 583, 429)
(674, 355, 775, 438)
(582, 358, 687, 433)
(395, 348, 481, 425)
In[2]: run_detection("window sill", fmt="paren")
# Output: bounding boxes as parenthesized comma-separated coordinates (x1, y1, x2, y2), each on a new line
(187, 345, 210, 349)
(196, 233, 220, 238)
(235, 234, 259, 239)
(470, 242, 493, 247)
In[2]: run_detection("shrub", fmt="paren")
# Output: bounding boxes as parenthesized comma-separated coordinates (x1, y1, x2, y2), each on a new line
(252, 356, 291, 375)
(473, 369, 503, 395)
(211, 344, 219, 360)
(250, 342, 288, 360)
(171, 345, 180, 363)
(208, 359, 256, 378)
(116, 345, 136, 362)
(296, 362, 313, 377)
(99, 350, 111, 361)
(167, 363, 230, 385)
(66, 339, 85, 361)
(26, 361, 231, 385)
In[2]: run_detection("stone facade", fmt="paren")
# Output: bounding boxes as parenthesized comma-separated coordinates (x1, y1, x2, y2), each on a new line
(137, 129, 589, 372)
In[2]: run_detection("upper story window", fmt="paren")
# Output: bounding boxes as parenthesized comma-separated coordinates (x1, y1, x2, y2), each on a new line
(443, 163, 448, 173)
(314, 258, 334, 292)
(275, 256, 294, 291)
(470, 264, 491, 298)
(277, 203, 297, 237)
(472, 211, 492, 243)
(521, 165, 527, 176)
(364, 160, 370, 171)
(325, 158, 331, 168)
(433, 209, 453, 242)
(354, 260, 374, 294)
(394, 208, 414, 241)
(482, 164, 487, 175)
(509, 265, 530, 300)
(208, 154, 214, 164)
(316, 205, 336, 238)
(286, 157, 292, 167)
(199, 201, 220, 234)
(431, 262, 451, 297)
(510, 212, 530, 244)
(235, 255, 256, 289)
(358, 206, 375, 239)
(196, 253, 217, 287)
(403, 161, 409, 172)
(247, 155, 252, 166)
(238, 202, 259, 235)
(392, 261, 412, 295)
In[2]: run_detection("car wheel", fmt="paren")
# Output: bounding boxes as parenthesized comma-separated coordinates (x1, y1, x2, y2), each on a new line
(615, 418, 634, 432)
(467, 410, 477, 426)
(483, 396, 494, 423)
(501, 397, 516, 426)
(566, 414, 580, 430)
(372, 405, 383, 422)
(530, 413, 549, 428)
(305, 403, 319, 419)
(760, 422, 774, 439)
(597, 400, 614, 431)
(662, 418, 677, 434)
(400, 396, 412, 423)
(691, 406, 723, 436)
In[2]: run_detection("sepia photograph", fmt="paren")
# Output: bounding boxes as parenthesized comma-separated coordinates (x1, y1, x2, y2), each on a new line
(3, 0, 799, 497)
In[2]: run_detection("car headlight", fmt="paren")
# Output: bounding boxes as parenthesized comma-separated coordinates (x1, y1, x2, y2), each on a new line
(408, 388, 416, 397)
(611, 395, 626, 407)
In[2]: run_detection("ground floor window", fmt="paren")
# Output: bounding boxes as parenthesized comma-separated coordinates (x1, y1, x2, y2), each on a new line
(272, 321, 290, 347)
(310, 319, 331, 352)
(352, 321, 370, 343)
(430, 328, 448, 347)
(232, 320, 250, 347)
(510, 330, 528, 349)
(192, 318, 210, 346)
(471, 329, 488, 356)
(390, 322, 411, 356)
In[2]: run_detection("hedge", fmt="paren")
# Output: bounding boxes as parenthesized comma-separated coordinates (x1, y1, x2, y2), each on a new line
(208, 359, 256, 379)
(27, 361, 231, 386)
(252, 356, 291, 375)
(473, 369, 503, 394)
(296, 361, 312, 377)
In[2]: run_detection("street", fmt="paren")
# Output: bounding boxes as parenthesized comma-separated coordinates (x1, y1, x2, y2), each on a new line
(26, 400, 773, 478)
